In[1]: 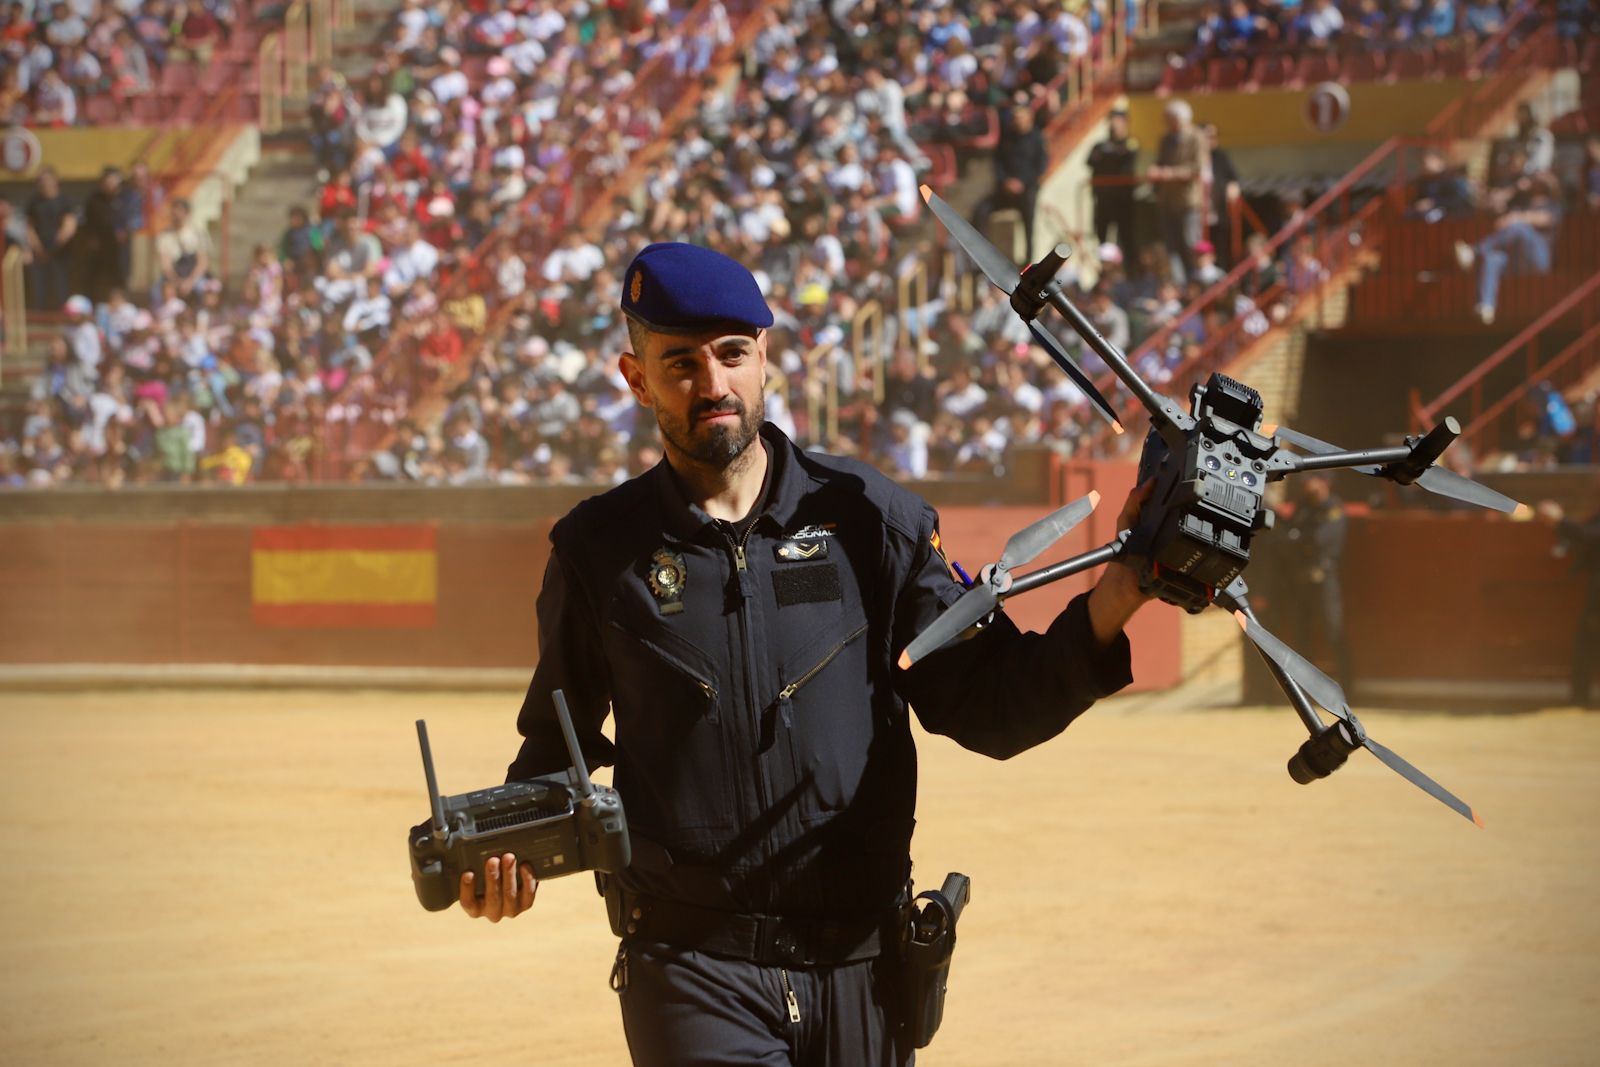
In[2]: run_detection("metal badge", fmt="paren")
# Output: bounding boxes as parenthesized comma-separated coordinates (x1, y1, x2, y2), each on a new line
(647, 548, 687, 615)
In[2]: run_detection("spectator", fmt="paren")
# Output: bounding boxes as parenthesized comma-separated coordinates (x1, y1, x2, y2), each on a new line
(79, 166, 133, 303)
(1454, 171, 1562, 324)
(32, 67, 78, 125)
(1285, 233, 1329, 295)
(1420, 0, 1458, 39)
(1291, 0, 1346, 46)
(1193, 240, 1226, 287)
(279, 205, 324, 281)
(308, 66, 355, 177)
(25, 166, 76, 310)
(1462, 0, 1505, 38)
(1202, 122, 1242, 265)
(987, 105, 1047, 261)
(1087, 109, 1139, 254)
(1512, 102, 1555, 177)
(62, 294, 102, 371)
(199, 425, 253, 485)
(1147, 99, 1211, 285)
(884, 409, 929, 478)
(1409, 149, 1477, 221)
(153, 197, 209, 302)
(1584, 135, 1600, 210)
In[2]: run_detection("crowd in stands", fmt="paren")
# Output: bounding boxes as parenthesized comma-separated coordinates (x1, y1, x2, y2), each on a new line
(1183, 0, 1554, 66)
(0, 0, 233, 126)
(5, 0, 1589, 491)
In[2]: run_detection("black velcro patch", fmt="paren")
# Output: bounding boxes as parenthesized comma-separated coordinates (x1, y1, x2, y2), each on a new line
(771, 563, 842, 607)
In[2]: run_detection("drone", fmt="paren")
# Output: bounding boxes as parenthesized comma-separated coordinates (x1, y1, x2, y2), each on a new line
(904, 186, 1524, 827)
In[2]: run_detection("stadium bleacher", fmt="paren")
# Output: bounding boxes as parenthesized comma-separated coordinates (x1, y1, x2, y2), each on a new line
(0, 0, 1596, 489)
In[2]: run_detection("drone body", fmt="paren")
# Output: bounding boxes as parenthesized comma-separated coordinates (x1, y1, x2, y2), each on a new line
(912, 185, 1519, 826)
(1127, 374, 1276, 614)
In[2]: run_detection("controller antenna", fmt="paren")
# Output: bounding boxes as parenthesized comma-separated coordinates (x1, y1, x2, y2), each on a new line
(415, 719, 448, 839)
(553, 690, 594, 798)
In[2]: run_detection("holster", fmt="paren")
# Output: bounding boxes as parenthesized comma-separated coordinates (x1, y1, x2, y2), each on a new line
(898, 872, 971, 1049)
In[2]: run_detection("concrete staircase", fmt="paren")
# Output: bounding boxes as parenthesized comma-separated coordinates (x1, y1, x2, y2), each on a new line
(215, 0, 403, 294)
(218, 148, 323, 294)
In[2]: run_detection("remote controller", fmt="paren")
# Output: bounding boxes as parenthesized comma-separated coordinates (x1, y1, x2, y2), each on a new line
(408, 690, 630, 912)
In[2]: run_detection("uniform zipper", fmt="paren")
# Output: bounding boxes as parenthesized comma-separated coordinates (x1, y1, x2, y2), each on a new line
(776, 622, 867, 726)
(721, 513, 774, 863)
(780, 968, 801, 1023)
(605, 620, 718, 703)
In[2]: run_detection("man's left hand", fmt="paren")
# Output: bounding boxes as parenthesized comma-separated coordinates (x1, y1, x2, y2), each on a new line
(1087, 479, 1156, 647)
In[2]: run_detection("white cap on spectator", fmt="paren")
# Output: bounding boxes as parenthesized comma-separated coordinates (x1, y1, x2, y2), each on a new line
(520, 336, 550, 359)
(132, 309, 155, 331)
(440, 46, 461, 67)
(426, 196, 455, 218)
(1098, 242, 1123, 265)
(487, 56, 511, 78)
(63, 295, 92, 316)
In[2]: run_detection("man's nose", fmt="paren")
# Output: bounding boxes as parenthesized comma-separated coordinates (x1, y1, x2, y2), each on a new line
(698, 358, 733, 399)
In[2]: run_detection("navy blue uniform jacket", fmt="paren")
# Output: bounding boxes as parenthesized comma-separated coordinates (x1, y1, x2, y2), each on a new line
(508, 425, 1133, 921)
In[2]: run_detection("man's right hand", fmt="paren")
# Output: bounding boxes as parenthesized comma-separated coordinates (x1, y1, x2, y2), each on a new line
(459, 853, 537, 921)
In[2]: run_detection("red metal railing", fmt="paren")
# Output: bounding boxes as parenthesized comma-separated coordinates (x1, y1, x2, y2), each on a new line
(1077, 20, 1563, 454)
(1426, 21, 1559, 139)
(1347, 207, 1600, 327)
(1409, 269, 1600, 456)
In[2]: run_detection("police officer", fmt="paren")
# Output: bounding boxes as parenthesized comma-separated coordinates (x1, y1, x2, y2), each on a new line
(1086, 109, 1139, 254)
(1281, 473, 1353, 688)
(458, 243, 1152, 1066)
(1538, 497, 1600, 708)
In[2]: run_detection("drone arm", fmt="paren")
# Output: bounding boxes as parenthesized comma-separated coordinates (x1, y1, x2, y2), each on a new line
(1044, 285, 1190, 445)
(1277, 445, 1411, 476)
(1007, 535, 1126, 598)
(1244, 612, 1328, 737)
(1011, 246, 1189, 444)
(1215, 580, 1327, 737)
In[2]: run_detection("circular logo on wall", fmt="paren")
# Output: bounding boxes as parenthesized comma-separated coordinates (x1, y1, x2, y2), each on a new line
(1304, 82, 1351, 134)
(1, 127, 42, 175)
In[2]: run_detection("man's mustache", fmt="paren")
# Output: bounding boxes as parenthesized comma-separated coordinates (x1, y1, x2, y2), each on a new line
(693, 398, 745, 420)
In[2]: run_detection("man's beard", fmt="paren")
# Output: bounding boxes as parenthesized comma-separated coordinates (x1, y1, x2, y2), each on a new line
(657, 393, 763, 469)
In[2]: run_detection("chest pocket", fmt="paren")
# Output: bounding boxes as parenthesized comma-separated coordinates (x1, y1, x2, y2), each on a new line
(602, 615, 734, 841)
(770, 612, 871, 821)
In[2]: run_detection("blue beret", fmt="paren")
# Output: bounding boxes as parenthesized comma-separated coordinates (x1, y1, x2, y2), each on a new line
(620, 242, 774, 334)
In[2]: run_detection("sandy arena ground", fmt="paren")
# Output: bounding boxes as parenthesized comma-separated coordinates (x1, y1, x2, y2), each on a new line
(1, 687, 1596, 1066)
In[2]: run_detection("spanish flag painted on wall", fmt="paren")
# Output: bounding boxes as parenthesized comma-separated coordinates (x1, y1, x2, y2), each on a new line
(251, 526, 438, 628)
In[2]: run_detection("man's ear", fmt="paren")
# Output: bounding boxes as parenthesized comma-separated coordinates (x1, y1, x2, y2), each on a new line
(619, 351, 653, 409)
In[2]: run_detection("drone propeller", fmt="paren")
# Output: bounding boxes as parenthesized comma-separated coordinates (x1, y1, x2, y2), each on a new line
(1026, 320, 1124, 434)
(1274, 425, 1520, 514)
(1364, 737, 1482, 826)
(919, 185, 1123, 433)
(1229, 606, 1482, 825)
(1231, 610, 1349, 716)
(923, 185, 1193, 448)
(899, 492, 1100, 669)
(921, 184, 1022, 297)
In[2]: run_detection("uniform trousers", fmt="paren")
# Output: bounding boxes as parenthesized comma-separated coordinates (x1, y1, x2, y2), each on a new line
(618, 940, 912, 1067)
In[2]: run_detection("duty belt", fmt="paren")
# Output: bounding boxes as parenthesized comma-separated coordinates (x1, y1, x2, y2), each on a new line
(619, 892, 899, 968)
